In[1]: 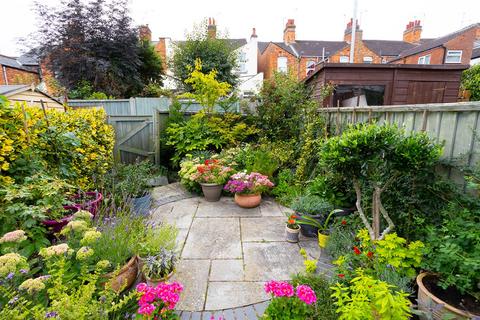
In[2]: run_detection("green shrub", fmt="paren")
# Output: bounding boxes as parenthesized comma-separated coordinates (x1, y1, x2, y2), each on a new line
(422, 204, 480, 299)
(462, 64, 480, 101)
(305, 173, 355, 209)
(291, 273, 337, 320)
(290, 195, 333, 216)
(271, 169, 302, 206)
(165, 112, 257, 165)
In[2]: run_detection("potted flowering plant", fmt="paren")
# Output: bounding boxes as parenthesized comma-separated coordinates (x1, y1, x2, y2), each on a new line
(224, 172, 274, 208)
(136, 282, 183, 319)
(285, 213, 301, 243)
(141, 248, 177, 287)
(297, 210, 338, 248)
(191, 159, 232, 202)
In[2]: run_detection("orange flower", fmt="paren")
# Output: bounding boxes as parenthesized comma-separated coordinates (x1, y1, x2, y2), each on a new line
(290, 214, 298, 219)
(341, 219, 347, 225)
(288, 219, 295, 225)
(367, 251, 374, 258)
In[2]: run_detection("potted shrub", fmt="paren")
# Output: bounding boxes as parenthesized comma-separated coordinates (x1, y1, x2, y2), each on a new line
(141, 248, 177, 286)
(191, 159, 232, 202)
(285, 214, 301, 243)
(417, 206, 480, 319)
(297, 210, 338, 248)
(224, 172, 274, 208)
(291, 195, 334, 238)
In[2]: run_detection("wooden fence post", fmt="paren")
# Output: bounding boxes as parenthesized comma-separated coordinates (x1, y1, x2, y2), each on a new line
(421, 109, 428, 131)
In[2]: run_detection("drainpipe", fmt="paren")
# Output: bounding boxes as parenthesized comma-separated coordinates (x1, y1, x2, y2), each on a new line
(2, 66, 8, 85)
(349, 0, 358, 63)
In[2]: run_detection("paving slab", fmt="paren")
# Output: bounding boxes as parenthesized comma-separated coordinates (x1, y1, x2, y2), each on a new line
(241, 217, 285, 242)
(259, 199, 284, 217)
(196, 197, 261, 218)
(176, 228, 189, 251)
(205, 282, 268, 311)
(299, 239, 322, 259)
(210, 259, 244, 281)
(243, 242, 305, 281)
(172, 259, 210, 311)
(182, 218, 242, 259)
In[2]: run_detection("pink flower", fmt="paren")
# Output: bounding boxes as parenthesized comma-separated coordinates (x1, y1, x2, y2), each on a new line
(296, 285, 317, 305)
(136, 282, 148, 292)
(264, 280, 294, 297)
(138, 303, 156, 315)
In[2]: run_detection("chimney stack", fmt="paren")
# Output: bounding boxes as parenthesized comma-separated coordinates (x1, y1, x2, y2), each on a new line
(283, 19, 296, 45)
(251, 27, 258, 39)
(344, 18, 362, 43)
(139, 24, 152, 42)
(207, 17, 217, 39)
(403, 20, 422, 44)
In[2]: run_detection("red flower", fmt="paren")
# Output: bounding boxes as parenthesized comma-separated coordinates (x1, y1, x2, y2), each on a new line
(353, 246, 361, 255)
(205, 159, 210, 165)
(288, 219, 295, 225)
(290, 214, 298, 219)
(341, 219, 347, 225)
(197, 166, 205, 173)
(338, 274, 345, 278)
(367, 251, 374, 258)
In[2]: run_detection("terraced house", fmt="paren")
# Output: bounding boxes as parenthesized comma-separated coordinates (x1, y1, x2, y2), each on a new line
(258, 19, 480, 81)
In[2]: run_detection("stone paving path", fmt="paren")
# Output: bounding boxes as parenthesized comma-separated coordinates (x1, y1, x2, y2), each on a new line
(150, 184, 333, 319)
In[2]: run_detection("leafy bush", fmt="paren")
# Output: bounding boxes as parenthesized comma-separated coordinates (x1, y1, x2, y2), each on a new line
(290, 195, 333, 216)
(291, 273, 337, 320)
(331, 269, 411, 320)
(305, 173, 356, 209)
(166, 112, 257, 165)
(319, 123, 441, 240)
(325, 216, 363, 260)
(271, 169, 302, 206)
(263, 281, 317, 320)
(461, 64, 480, 101)
(422, 204, 480, 299)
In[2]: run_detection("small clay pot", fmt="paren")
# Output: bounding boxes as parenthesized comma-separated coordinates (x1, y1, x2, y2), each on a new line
(200, 183, 223, 202)
(285, 225, 301, 243)
(144, 269, 175, 287)
(234, 193, 261, 208)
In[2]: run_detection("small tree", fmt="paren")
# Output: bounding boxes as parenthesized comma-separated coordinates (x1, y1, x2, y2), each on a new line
(319, 124, 441, 240)
(180, 59, 231, 112)
(172, 20, 238, 91)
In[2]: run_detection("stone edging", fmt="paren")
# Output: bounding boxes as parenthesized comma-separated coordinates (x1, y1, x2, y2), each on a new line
(177, 300, 270, 320)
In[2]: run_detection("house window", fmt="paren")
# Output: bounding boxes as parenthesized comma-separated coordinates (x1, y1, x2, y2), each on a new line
(277, 57, 288, 73)
(418, 54, 431, 64)
(306, 60, 316, 76)
(445, 50, 462, 63)
(363, 56, 373, 64)
(339, 56, 349, 63)
(239, 51, 247, 73)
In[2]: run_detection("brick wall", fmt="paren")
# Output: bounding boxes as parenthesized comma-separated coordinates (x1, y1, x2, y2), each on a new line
(329, 42, 382, 64)
(154, 38, 168, 69)
(0, 66, 40, 86)
(258, 43, 297, 79)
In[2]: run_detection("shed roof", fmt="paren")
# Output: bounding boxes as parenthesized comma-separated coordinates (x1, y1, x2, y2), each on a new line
(0, 84, 30, 96)
(0, 55, 38, 73)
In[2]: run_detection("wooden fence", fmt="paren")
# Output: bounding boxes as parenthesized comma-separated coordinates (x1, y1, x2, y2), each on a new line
(320, 101, 480, 183)
(69, 97, 239, 164)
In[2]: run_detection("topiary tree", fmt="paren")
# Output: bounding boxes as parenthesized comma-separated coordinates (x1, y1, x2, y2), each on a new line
(319, 124, 441, 240)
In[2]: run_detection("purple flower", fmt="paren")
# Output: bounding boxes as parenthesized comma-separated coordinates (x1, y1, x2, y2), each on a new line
(20, 269, 28, 274)
(8, 296, 18, 305)
(6, 272, 14, 280)
(45, 311, 58, 318)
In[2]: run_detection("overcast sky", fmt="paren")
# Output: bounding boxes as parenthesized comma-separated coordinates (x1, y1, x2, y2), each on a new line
(1, 0, 479, 57)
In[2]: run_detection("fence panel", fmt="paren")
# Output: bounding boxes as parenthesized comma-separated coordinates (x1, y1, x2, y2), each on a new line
(319, 102, 480, 168)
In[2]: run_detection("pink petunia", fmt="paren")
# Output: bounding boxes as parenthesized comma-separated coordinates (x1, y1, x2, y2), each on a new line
(296, 285, 317, 305)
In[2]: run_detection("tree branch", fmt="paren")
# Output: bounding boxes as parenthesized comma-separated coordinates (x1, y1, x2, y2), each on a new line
(377, 187, 395, 240)
(353, 178, 375, 240)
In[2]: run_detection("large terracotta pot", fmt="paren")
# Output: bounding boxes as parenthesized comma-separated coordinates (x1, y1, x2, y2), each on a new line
(104, 256, 139, 293)
(200, 183, 223, 202)
(234, 193, 261, 208)
(417, 272, 479, 319)
(42, 205, 80, 233)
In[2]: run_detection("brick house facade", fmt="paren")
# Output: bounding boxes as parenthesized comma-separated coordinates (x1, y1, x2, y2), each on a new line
(0, 55, 41, 86)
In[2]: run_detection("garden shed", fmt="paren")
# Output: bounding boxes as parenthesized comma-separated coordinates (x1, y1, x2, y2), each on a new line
(304, 63, 469, 106)
(0, 84, 64, 110)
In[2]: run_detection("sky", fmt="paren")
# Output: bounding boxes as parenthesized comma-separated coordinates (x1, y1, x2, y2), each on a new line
(1, 0, 479, 57)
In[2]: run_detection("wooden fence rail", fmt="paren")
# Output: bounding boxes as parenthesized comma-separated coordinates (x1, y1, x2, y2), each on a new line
(319, 102, 480, 182)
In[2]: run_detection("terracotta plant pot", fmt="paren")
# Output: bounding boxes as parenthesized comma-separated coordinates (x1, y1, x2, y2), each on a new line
(318, 232, 329, 248)
(145, 269, 175, 287)
(200, 183, 223, 202)
(285, 225, 301, 243)
(416, 272, 479, 319)
(234, 193, 261, 208)
(42, 205, 80, 233)
(72, 191, 103, 217)
(104, 256, 139, 293)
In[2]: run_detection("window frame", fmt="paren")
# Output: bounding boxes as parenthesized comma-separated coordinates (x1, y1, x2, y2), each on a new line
(339, 56, 349, 63)
(277, 56, 288, 73)
(445, 50, 462, 64)
(306, 60, 316, 76)
(363, 56, 373, 64)
(418, 54, 431, 65)
(238, 51, 247, 73)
